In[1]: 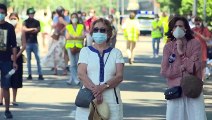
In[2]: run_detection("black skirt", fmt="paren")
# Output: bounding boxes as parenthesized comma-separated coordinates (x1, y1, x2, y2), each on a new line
(11, 47, 23, 88)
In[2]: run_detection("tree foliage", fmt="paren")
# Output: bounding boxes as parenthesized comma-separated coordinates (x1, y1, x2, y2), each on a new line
(180, 0, 212, 29)
(157, 0, 181, 14)
(157, 0, 212, 30)
(1, 0, 116, 15)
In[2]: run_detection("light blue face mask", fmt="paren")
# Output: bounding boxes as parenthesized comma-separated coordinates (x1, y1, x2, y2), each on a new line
(92, 33, 107, 44)
(0, 13, 5, 21)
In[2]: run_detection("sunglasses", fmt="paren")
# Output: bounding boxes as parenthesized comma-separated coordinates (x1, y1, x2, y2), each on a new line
(93, 27, 106, 33)
(10, 18, 17, 20)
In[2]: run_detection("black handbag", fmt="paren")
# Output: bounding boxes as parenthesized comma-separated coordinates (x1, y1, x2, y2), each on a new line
(164, 86, 182, 100)
(75, 88, 95, 108)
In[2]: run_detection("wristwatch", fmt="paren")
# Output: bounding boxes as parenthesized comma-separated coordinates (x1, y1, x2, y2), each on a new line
(104, 82, 110, 88)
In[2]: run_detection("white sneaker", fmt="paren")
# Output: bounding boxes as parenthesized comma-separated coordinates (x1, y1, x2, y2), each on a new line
(66, 80, 72, 85)
(151, 55, 155, 58)
(155, 55, 159, 58)
(74, 78, 80, 85)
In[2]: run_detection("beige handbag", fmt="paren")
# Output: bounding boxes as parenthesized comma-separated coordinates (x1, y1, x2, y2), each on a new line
(88, 99, 110, 120)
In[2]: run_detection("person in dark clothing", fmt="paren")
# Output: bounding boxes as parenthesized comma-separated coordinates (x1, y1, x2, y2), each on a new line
(9, 12, 26, 106)
(108, 14, 117, 48)
(0, 3, 18, 119)
(23, 7, 44, 80)
(77, 11, 84, 24)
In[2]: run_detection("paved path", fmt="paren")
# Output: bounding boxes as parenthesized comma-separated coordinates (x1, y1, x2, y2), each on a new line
(0, 34, 212, 120)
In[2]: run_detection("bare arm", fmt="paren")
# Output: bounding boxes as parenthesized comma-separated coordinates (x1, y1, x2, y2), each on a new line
(65, 27, 85, 40)
(78, 63, 96, 90)
(75, 33, 86, 40)
(93, 63, 124, 97)
(194, 31, 211, 41)
(17, 31, 26, 58)
(22, 25, 34, 32)
(104, 63, 124, 88)
(59, 17, 68, 26)
(65, 28, 71, 40)
(65, 27, 77, 40)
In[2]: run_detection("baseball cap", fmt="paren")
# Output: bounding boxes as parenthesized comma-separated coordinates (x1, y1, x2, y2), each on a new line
(27, 7, 36, 15)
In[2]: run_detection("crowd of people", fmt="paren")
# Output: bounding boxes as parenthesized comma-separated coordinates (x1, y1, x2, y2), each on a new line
(0, 2, 212, 120)
(0, 3, 121, 119)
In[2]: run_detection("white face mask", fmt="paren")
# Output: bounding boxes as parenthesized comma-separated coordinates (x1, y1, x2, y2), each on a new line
(72, 18, 78, 24)
(173, 26, 185, 39)
(10, 20, 18, 26)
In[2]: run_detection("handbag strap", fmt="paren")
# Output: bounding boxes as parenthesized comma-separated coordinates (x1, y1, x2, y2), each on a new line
(104, 49, 112, 67)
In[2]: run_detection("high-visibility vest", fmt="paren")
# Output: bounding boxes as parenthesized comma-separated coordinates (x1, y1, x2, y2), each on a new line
(151, 20, 162, 38)
(123, 19, 140, 42)
(65, 24, 84, 49)
(160, 16, 169, 43)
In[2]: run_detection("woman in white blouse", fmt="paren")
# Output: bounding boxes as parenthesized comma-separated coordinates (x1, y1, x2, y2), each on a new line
(76, 18, 125, 120)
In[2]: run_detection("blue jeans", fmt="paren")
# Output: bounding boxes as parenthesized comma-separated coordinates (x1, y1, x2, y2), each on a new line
(26, 43, 43, 75)
(152, 38, 160, 56)
(67, 48, 79, 83)
(0, 61, 12, 88)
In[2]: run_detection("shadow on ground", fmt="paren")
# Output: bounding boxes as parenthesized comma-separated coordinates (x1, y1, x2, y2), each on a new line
(0, 102, 75, 120)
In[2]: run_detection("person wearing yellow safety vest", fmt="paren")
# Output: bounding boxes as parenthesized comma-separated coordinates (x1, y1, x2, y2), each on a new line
(151, 14, 163, 58)
(122, 12, 139, 64)
(160, 12, 169, 43)
(65, 13, 85, 85)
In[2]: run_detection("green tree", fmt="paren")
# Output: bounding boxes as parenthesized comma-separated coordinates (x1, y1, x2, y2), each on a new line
(157, 0, 182, 14)
(5, 0, 117, 16)
(180, 0, 212, 30)
(0, 0, 9, 6)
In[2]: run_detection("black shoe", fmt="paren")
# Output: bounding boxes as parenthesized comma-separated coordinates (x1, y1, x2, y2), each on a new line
(66, 66, 70, 71)
(12, 102, 19, 106)
(4, 110, 13, 119)
(27, 75, 32, 80)
(128, 58, 132, 64)
(38, 75, 44, 80)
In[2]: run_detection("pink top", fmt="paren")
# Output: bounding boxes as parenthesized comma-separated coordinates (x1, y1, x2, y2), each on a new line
(161, 39, 202, 88)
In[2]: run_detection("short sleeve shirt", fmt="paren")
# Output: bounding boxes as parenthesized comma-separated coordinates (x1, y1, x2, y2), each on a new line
(24, 18, 40, 43)
(78, 46, 124, 85)
(0, 22, 17, 61)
